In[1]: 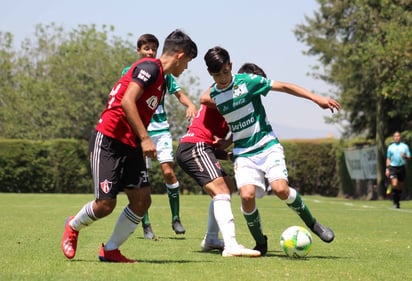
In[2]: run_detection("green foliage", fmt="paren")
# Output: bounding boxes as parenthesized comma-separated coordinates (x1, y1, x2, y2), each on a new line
(295, 0, 412, 138)
(0, 139, 90, 193)
(295, 0, 412, 197)
(1, 193, 412, 281)
(0, 24, 132, 140)
(1, 139, 350, 197)
(283, 139, 340, 196)
(0, 23, 203, 142)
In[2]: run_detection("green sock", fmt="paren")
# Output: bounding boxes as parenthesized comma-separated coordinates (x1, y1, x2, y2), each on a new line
(287, 192, 315, 228)
(243, 208, 266, 245)
(142, 211, 150, 226)
(167, 182, 180, 221)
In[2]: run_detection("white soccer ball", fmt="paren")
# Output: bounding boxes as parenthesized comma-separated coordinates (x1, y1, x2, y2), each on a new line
(280, 226, 313, 258)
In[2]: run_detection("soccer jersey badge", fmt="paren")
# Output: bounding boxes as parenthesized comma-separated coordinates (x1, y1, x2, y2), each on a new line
(100, 179, 113, 194)
(233, 83, 248, 98)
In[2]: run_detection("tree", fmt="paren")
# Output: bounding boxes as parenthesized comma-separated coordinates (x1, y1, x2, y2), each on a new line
(0, 23, 136, 139)
(294, 0, 412, 194)
(0, 23, 202, 141)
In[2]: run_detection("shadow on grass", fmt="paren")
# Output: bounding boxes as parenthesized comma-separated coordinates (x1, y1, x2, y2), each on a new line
(263, 250, 344, 260)
(68, 259, 211, 264)
(135, 235, 186, 241)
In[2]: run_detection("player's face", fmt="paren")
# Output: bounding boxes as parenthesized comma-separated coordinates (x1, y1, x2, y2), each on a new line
(137, 43, 158, 58)
(209, 62, 232, 90)
(393, 132, 401, 143)
(171, 53, 192, 77)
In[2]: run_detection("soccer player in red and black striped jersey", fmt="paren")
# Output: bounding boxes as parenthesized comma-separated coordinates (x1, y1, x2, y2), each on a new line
(61, 29, 197, 263)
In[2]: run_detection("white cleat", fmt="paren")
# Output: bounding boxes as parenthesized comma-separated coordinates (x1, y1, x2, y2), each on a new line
(200, 236, 225, 252)
(222, 245, 261, 257)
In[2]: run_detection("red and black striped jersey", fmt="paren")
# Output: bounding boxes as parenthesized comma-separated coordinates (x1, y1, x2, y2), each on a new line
(96, 58, 165, 148)
(180, 104, 229, 146)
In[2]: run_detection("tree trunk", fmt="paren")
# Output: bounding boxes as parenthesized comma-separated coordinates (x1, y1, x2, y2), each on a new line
(376, 93, 386, 198)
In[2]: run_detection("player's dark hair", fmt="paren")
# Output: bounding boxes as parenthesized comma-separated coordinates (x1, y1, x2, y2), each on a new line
(204, 46, 230, 73)
(237, 63, 267, 78)
(137, 34, 159, 50)
(162, 29, 197, 59)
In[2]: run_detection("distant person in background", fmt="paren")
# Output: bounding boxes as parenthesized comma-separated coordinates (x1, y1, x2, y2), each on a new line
(201, 47, 340, 255)
(385, 131, 410, 208)
(122, 34, 197, 239)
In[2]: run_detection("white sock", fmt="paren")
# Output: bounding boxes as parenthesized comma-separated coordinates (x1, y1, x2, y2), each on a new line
(70, 201, 97, 231)
(206, 200, 219, 240)
(213, 194, 238, 249)
(105, 206, 141, 251)
(285, 187, 297, 204)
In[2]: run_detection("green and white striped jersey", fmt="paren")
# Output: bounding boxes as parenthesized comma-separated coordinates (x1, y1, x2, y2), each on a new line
(147, 74, 180, 136)
(210, 73, 279, 157)
(121, 65, 179, 136)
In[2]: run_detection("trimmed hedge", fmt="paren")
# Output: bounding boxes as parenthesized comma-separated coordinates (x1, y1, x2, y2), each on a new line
(0, 138, 346, 196)
(0, 139, 90, 193)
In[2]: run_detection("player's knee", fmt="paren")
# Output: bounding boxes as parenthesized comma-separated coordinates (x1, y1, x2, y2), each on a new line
(270, 182, 289, 200)
(161, 163, 176, 182)
(94, 199, 116, 218)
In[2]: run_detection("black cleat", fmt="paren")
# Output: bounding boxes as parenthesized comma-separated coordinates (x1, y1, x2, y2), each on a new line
(142, 224, 156, 240)
(172, 219, 186, 234)
(253, 235, 268, 256)
(310, 220, 335, 243)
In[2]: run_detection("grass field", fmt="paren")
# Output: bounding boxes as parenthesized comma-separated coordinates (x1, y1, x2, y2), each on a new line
(1, 193, 411, 281)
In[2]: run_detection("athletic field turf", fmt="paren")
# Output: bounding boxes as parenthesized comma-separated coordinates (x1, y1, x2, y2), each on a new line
(1, 193, 411, 281)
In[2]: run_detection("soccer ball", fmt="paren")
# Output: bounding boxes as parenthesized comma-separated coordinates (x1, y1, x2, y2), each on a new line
(280, 226, 312, 258)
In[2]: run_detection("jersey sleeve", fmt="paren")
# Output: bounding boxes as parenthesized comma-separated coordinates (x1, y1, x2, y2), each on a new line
(165, 74, 181, 95)
(405, 144, 411, 157)
(131, 60, 160, 88)
(247, 74, 272, 97)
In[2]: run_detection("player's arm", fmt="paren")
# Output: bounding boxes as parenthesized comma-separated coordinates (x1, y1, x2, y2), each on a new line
(271, 81, 341, 113)
(199, 87, 216, 108)
(121, 82, 156, 158)
(402, 147, 411, 160)
(174, 91, 197, 119)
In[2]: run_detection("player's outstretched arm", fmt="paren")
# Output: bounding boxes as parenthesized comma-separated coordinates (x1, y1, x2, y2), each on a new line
(271, 81, 341, 113)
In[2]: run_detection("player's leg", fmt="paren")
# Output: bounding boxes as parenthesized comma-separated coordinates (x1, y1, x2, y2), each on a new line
(142, 157, 155, 238)
(99, 142, 149, 263)
(391, 167, 404, 208)
(176, 142, 259, 256)
(238, 184, 267, 255)
(62, 131, 120, 260)
(265, 144, 334, 243)
(161, 163, 185, 234)
(156, 132, 185, 234)
(200, 199, 224, 251)
(202, 167, 260, 257)
(141, 211, 156, 239)
(235, 156, 268, 255)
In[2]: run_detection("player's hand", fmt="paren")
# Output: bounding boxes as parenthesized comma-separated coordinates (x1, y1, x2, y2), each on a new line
(213, 135, 232, 150)
(141, 137, 157, 159)
(317, 97, 341, 113)
(185, 104, 197, 121)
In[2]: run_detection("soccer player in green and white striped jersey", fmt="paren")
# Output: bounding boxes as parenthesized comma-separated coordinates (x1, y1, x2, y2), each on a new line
(122, 34, 197, 239)
(201, 47, 340, 254)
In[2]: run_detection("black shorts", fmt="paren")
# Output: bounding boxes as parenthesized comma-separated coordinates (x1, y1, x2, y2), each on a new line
(176, 142, 226, 187)
(389, 165, 406, 182)
(89, 131, 150, 199)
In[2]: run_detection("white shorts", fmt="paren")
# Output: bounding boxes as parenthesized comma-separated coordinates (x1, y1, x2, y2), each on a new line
(234, 143, 288, 197)
(151, 132, 174, 164)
